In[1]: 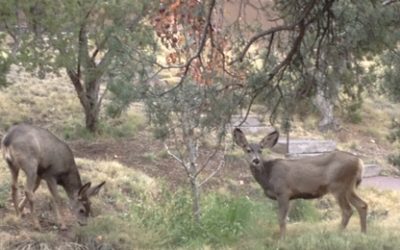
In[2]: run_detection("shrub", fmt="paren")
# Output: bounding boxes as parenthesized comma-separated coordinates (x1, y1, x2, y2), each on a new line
(388, 153, 400, 168)
(78, 189, 277, 249)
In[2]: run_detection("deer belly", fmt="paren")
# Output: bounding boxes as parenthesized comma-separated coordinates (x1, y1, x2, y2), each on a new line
(264, 190, 277, 200)
(290, 185, 328, 200)
(290, 193, 322, 200)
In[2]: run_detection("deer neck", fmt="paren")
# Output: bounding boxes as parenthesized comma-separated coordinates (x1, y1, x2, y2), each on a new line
(62, 169, 83, 200)
(249, 160, 275, 191)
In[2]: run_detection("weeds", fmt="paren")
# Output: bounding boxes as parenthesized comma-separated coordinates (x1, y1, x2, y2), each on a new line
(289, 200, 321, 222)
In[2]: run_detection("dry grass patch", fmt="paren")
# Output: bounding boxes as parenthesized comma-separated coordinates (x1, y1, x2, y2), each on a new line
(0, 156, 157, 249)
(0, 66, 82, 133)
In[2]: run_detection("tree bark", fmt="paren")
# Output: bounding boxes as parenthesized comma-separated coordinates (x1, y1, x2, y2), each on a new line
(188, 136, 201, 224)
(313, 86, 338, 132)
(312, 55, 339, 132)
(190, 174, 201, 224)
(67, 69, 101, 133)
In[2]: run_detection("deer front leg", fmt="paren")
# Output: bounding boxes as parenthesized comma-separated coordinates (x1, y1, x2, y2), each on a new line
(46, 179, 67, 230)
(277, 195, 290, 239)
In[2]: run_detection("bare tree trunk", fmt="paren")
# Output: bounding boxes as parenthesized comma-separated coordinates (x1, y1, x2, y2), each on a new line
(83, 99, 100, 133)
(189, 173, 201, 224)
(313, 56, 339, 132)
(313, 85, 337, 132)
(83, 79, 101, 132)
(67, 70, 101, 133)
(188, 134, 201, 224)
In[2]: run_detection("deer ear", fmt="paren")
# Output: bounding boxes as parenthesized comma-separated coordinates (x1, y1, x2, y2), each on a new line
(260, 130, 279, 149)
(78, 182, 92, 197)
(233, 128, 249, 149)
(87, 181, 106, 197)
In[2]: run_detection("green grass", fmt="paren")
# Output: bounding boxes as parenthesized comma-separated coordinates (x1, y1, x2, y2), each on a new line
(76, 190, 278, 249)
(0, 180, 9, 209)
(289, 200, 321, 222)
(1, 155, 400, 249)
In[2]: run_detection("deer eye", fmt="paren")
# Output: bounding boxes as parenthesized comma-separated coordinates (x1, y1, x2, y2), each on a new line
(246, 148, 252, 153)
(79, 208, 86, 214)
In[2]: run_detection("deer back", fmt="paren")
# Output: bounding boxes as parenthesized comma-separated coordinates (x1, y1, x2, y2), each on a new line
(257, 151, 362, 200)
(2, 124, 81, 187)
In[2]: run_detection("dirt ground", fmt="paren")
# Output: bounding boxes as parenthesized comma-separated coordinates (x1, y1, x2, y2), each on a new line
(69, 132, 400, 193)
(69, 133, 249, 191)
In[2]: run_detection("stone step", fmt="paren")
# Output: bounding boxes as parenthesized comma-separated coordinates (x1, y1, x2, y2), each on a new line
(363, 164, 382, 178)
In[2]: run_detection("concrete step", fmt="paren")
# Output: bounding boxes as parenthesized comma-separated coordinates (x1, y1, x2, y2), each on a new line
(363, 164, 382, 178)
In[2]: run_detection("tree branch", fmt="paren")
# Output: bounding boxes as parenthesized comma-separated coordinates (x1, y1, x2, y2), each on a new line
(231, 0, 318, 64)
(158, 0, 217, 96)
(199, 143, 227, 187)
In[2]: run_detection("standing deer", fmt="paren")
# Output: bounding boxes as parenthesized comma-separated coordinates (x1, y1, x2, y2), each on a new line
(2, 123, 105, 230)
(233, 128, 367, 238)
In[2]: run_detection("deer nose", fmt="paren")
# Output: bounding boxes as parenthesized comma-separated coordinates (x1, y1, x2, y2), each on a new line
(253, 159, 260, 165)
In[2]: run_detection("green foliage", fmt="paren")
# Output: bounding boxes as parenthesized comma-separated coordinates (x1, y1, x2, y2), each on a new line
(289, 200, 321, 222)
(100, 112, 146, 138)
(0, 181, 9, 209)
(63, 124, 96, 140)
(63, 111, 145, 139)
(0, 0, 158, 131)
(388, 153, 400, 168)
(280, 229, 400, 250)
(387, 119, 400, 143)
(200, 195, 271, 245)
(80, 190, 276, 249)
(145, 80, 240, 140)
(0, 50, 11, 87)
(387, 119, 400, 167)
(75, 186, 400, 250)
(381, 51, 400, 103)
(343, 101, 363, 124)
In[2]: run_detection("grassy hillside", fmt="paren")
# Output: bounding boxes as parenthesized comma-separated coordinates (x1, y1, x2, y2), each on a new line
(0, 67, 400, 249)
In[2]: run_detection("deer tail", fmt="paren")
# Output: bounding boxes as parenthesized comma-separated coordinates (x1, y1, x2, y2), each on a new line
(355, 158, 364, 188)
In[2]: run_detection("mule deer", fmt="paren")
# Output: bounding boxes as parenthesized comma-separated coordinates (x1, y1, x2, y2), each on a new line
(233, 128, 367, 238)
(2, 123, 105, 230)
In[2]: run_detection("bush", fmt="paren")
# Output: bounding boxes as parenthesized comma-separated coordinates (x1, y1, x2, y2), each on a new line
(0, 179, 10, 209)
(388, 153, 400, 168)
(62, 111, 145, 140)
(78, 190, 277, 249)
(201, 195, 258, 244)
(344, 102, 363, 124)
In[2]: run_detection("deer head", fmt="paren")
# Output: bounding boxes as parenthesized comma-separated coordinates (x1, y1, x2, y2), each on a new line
(72, 181, 106, 226)
(233, 128, 279, 169)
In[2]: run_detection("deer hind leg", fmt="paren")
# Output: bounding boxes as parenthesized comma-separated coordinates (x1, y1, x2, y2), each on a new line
(23, 168, 41, 230)
(335, 193, 353, 230)
(8, 166, 20, 216)
(18, 177, 41, 214)
(46, 178, 67, 230)
(348, 191, 368, 233)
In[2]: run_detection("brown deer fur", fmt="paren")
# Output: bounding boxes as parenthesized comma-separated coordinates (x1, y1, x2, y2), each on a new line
(233, 128, 367, 238)
(2, 123, 105, 230)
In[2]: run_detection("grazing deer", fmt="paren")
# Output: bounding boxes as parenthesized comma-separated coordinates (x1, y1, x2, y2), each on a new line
(233, 128, 367, 238)
(2, 123, 105, 230)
